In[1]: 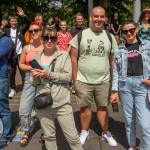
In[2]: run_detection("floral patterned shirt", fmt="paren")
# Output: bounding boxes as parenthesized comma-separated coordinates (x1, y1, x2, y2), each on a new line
(138, 23, 150, 41)
(57, 31, 73, 51)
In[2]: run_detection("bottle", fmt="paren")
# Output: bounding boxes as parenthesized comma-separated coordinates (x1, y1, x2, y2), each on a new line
(112, 103, 119, 112)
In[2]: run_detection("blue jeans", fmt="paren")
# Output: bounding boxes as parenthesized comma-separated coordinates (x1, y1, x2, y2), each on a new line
(0, 77, 11, 141)
(119, 76, 150, 150)
(19, 73, 36, 131)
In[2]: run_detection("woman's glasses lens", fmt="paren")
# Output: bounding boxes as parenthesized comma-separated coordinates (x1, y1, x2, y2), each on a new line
(28, 28, 41, 34)
(42, 36, 57, 42)
(122, 28, 136, 35)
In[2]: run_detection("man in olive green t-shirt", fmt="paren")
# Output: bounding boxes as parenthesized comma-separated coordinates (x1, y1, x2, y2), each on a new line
(70, 6, 118, 146)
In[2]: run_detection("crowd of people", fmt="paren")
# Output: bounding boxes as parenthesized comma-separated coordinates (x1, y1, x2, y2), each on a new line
(0, 5, 150, 150)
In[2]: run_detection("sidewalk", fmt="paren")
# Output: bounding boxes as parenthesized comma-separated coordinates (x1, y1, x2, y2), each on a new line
(6, 72, 140, 150)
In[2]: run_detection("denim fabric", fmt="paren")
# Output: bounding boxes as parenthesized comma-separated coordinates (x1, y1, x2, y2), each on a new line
(112, 39, 150, 91)
(19, 73, 36, 131)
(119, 76, 150, 150)
(0, 78, 11, 141)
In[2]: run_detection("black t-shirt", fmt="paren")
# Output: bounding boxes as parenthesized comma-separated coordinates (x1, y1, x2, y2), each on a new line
(125, 41, 143, 76)
(111, 19, 121, 31)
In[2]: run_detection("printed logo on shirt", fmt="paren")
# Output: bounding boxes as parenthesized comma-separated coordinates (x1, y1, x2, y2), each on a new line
(128, 50, 140, 58)
(85, 39, 105, 57)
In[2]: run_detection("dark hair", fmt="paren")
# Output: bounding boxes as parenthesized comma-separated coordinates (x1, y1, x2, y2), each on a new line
(42, 27, 57, 38)
(123, 20, 137, 28)
(8, 15, 18, 21)
(139, 8, 150, 23)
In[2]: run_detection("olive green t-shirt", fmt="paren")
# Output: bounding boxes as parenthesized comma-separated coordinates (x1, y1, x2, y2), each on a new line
(70, 28, 118, 84)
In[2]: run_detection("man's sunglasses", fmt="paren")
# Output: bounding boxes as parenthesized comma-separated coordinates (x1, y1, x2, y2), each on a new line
(122, 28, 136, 35)
(42, 36, 57, 42)
(28, 28, 41, 34)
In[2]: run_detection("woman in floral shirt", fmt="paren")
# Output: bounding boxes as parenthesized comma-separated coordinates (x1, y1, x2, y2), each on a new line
(57, 20, 72, 52)
(138, 8, 150, 41)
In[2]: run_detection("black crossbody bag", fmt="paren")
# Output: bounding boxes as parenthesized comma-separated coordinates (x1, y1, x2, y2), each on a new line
(34, 59, 56, 109)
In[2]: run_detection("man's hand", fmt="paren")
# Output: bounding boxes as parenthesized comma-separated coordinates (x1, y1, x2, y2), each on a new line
(110, 91, 119, 104)
(17, 7, 26, 17)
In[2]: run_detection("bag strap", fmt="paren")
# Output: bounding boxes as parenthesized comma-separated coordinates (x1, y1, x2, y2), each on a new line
(49, 58, 56, 87)
(77, 31, 82, 60)
(105, 30, 112, 52)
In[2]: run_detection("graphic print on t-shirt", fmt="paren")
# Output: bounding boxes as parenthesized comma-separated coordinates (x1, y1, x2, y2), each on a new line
(128, 50, 140, 58)
(85, 39, 105, 57)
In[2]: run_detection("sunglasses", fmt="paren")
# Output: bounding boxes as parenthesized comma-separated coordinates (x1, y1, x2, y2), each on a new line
(122, 28, 136, 35)
(42, 36, 57, 42)
(145, 12, 150, 15)
(28, 28, 41, 34)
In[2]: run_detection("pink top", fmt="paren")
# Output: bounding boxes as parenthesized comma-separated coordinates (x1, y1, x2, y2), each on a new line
(25, 45, 41, 66)
(57, 31, 73, 51)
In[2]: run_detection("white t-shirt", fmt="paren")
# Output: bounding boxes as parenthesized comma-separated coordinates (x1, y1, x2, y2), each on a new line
(70, 28, 118, 84)
(10, 28, 22, 55)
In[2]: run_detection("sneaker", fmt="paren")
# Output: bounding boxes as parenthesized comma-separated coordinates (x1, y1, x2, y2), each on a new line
(8, 89, 16, 98)
(128, 147, 136, 150)
(80, 130, 89, 145)
(102, 131, 117, 147)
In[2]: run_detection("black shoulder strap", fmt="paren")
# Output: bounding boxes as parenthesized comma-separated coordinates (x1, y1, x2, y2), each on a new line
(77, 31, 82, 59)
(51, 59, 56, 72)
(105, 30, 112, 52)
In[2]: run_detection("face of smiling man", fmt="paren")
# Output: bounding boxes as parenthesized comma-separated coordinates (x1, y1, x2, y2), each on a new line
(90, 7, 106, 32)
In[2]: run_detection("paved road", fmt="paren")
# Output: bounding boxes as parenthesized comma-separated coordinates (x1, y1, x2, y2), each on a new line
(5, 72, 140, 150)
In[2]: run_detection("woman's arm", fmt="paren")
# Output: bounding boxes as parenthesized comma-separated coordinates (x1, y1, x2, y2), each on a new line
(19, 45, 31, 72)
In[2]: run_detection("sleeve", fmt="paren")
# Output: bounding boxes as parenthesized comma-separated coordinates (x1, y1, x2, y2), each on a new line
(0, 36, 13, 60)
(30, 75, 41, 86)
(112, 49, 120, 91)
(49, 53, 72, 83)
(69, 34, 79, 50)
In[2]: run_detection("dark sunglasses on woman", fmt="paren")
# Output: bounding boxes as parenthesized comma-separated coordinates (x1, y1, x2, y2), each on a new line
(42, 36, 57, 42)
(28, 28, 41, 34)
(122, 28, 136, 35)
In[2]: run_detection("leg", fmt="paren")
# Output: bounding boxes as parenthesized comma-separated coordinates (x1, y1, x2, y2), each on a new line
(19, 73, 36, 132)
(74, 81, 94, 131)
(0, 78, 11, 141)
(36, 108, 57, 150)
(80, 106, 92, 131)
(57, 104, 83, 150)
(97, 106, 108, 133)
(95, 81, 117, 146)
(9, 58, 17, 90)
(74, 81, 94, 144)
(119, 79, 136, 147)
(17, 56, 25, 85)
(135, 79, 150, 150)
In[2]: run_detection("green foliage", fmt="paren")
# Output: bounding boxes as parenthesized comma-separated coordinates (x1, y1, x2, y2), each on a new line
(0, 0, 149, 28)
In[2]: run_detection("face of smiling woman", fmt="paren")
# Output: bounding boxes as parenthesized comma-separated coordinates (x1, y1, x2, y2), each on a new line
(122, 23, 137, 43)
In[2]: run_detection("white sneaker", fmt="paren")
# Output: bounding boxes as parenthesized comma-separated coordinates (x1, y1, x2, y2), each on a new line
(80, 130, 89, 145)
(8, 89, 16, 98)
(128, 147, 136, 150)
(102, 131, 117, 147)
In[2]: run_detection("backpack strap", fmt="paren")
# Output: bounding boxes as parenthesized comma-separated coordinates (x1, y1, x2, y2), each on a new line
(77, 31, 82, 60)
(105, 30, 112, 52)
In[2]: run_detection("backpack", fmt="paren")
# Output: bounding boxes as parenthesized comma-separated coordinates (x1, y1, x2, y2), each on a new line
(77, 30, 112, 57)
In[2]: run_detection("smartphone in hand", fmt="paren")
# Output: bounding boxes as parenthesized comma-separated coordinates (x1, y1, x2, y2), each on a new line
(29, 59, 43, 70)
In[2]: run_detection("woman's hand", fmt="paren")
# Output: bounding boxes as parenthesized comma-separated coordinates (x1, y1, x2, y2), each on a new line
(31, 69, 49, 79)
(31, 69, 41, 79)
(110, 91, 119, 104)
(142, 80, 150, 86)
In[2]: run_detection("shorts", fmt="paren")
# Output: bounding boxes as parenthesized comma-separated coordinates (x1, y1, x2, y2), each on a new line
(74, 80, 110, 107)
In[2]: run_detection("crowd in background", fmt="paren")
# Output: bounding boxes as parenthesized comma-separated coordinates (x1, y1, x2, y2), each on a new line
(0, 5, 150, 150)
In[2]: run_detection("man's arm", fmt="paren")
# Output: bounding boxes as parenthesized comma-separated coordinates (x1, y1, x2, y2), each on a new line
(70, 46, 78, 84)
(109, 53, 115, 78)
